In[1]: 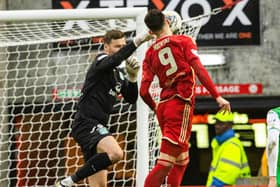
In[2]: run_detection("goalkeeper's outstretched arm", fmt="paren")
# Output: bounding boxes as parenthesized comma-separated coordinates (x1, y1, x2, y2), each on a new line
(95, 31, 154, 71)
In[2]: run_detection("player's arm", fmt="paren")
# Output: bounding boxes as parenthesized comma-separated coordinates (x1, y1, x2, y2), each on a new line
(184, 37, 230, 111)
(140, 53, 156, 111)
(95, 32, 153, 71)
(94, 41, 137, 71)
(120, 57, 140, 104)
(268, 177, 276, 187)
(266, 110, 280, 177)
(120, 78, 138, 104)
(183, 38, 219, 98)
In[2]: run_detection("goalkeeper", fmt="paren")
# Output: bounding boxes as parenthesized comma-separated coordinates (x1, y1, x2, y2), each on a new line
(266, 107, 280, 187)
(140, 9, 231, 187)
(55, 29, 153, 187)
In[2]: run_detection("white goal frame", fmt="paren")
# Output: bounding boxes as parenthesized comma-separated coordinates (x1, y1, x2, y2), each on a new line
(0, 8, 150, 187)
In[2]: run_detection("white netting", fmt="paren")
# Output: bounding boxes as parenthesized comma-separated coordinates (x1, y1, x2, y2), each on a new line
(147, 80, 162, 170)
(0, 15, 153, 187)
(0, 8, 212, 187)
(0, 19, 135, 47)
(177, 15, 210, 40)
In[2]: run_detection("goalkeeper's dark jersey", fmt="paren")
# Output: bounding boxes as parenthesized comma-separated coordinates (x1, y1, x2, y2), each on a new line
(76, 41, 138, 125)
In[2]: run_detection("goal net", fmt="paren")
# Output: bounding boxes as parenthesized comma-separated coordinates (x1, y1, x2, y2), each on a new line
(0, 8, 152, 187)
(0, 7, 213, 187)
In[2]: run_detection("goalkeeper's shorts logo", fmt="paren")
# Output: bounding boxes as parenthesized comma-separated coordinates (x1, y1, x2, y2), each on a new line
(90, 124, 109, 135)
(98, 126, 109, 135)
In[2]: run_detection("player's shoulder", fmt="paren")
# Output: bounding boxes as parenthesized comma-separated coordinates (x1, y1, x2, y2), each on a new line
(177, 34, 196, 45)
(146, 44, 155, 54)
(95, 52, 108, 64)
(171, 34, 192, 39)
(268, 107, 280, 116)
(96, 53, 108, 61)
(267, 108, 280, 126)
(272, 107, 280, 114)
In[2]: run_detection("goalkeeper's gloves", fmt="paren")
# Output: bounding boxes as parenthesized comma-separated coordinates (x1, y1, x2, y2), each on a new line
(126, 56, 140, 82)
(133, 31, 154, 47)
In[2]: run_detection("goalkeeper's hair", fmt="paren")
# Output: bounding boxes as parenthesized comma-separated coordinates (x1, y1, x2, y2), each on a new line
(104, 29, 125, 44)
(144, 9, 165, 32)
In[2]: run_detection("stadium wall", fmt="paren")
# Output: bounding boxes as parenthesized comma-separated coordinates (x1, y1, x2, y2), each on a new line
(207, 0, 280, 96)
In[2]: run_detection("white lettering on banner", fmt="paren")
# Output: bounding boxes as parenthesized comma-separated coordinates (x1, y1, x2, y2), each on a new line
(195, 86, 202, 94)
(201, 86, 208, 94)
(214, 33, 224, 39)
(216, 85, 240, 93)
(99, 0, 148, 8)
(165, 0, 181, 11)
(201, 85, 240, 94)
(195, 83, 262, 96)
(196, 85, 242, 95)
(223, 0, 251, 26)
(225, 32, 238, 39)
(126, 0, 148, 7)
(181, 0, 211, 26)
(100, 0, 124, 8)
(99, 0, 124, 28)
(99, 0, 147, 29)
(63, 1, 90, 30)
(198, 33, 214, 40)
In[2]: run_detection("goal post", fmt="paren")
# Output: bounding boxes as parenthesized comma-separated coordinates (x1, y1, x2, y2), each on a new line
(0, 8, 150, 187)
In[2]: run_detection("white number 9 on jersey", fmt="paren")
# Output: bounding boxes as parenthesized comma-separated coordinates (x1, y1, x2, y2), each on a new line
(158, 47, 178, 76)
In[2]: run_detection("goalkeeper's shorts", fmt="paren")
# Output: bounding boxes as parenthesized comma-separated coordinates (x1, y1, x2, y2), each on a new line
(72, 114, 112, 161)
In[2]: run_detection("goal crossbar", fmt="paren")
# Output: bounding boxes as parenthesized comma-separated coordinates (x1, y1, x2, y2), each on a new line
(0, 8, 146, 22)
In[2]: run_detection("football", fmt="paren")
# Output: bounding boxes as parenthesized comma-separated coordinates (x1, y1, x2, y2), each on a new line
(162, 10, 182, 33)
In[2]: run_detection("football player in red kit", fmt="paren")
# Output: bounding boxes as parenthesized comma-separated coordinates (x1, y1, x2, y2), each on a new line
(140, 9, 231, 187)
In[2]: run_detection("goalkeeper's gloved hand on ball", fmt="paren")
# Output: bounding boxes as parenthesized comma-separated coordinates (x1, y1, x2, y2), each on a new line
(133, 31, 154, 47)
(125, 56, 140, 82)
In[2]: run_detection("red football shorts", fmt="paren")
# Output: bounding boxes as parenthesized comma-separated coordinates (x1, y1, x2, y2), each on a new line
(156, 96, 193, 148)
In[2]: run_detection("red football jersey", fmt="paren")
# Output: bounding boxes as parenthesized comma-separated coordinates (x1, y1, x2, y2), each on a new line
(140, 35, 219, 110)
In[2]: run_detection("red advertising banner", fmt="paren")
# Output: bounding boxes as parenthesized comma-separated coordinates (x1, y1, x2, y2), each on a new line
(52, 83, 263, 100)
(196, 83, 263, 96)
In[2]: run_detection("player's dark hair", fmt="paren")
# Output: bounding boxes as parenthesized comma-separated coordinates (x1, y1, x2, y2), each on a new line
(104, 29, 125, 44)
(144, 9, 165, 32)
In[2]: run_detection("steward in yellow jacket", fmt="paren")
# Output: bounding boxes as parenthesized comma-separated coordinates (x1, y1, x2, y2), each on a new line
(206, 111, 251, 187)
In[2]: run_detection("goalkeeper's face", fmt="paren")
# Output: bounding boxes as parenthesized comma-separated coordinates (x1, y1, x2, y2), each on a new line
(104, 37, 126, 55)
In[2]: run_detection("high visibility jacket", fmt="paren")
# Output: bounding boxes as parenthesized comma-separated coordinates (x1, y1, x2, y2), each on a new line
(206, 135, 251, 186)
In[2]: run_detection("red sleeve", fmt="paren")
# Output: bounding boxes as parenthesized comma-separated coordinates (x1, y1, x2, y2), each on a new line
(140, 51, 156, 110)
(184, 37, 220, 99)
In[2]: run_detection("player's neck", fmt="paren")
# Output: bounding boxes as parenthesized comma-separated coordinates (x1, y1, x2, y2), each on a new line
(157, 30, 172, 39)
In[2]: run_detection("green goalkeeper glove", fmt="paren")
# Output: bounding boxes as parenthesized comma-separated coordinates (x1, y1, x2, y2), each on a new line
(133, 31, 154, 47)
(126, 56, 140, 82)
